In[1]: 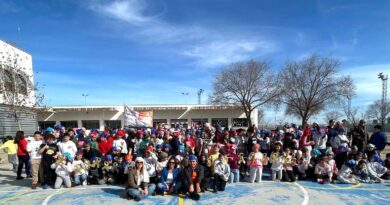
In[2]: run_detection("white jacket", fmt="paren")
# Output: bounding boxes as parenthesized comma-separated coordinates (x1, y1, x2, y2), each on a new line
(214, 158, 230, 181)
(58, 141, 77, 158)
(51, 162, 73, 177)
(113, 139, 128, 154)
(27, 140, 43, 159)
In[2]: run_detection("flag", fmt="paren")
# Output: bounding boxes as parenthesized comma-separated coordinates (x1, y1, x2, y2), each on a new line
(124, 105, 153, 127)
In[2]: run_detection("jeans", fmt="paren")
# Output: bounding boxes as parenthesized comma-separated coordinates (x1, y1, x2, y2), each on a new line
(249, 166, 262, 183)
(213, 174, 227, 191)
(127, 184, 156, 201)
(17, 155, 30, 177)
(74, 174, 87, 185)
(157, 181, 181, 193)
(229, 169, 240, 183)
(272, 169, 283, 181)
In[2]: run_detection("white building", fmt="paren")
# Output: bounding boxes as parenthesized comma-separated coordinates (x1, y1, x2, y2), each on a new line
(37, 104, 258, 130)
(0, 40, 36, 137)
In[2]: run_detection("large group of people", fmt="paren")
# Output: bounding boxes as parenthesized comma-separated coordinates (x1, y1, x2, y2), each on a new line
(0, 120, 389, 201)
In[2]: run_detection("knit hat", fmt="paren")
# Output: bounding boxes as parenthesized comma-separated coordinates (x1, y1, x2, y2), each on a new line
(117, 130, 126, 137)
(46, 127, 54, 132)
(371, 154, 381, 162)
(63, 152, 73, 161)
(188, 155, 197, 162)
(125, 154, 133, 161)
(135, 157, 144, 162)
(155, 144, 162, 149)
(137, 130, 144, 136)
(164, 144, 172, 150)
(146, 146, 154, 153)
(105, 154, 113, 161)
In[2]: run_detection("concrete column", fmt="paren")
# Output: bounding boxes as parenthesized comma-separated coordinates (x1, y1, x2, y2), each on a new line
(77, 120, 82, 128)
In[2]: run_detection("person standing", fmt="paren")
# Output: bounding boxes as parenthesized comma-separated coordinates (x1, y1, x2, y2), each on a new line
(0, 136, 18, 170)
(15, 131, 31, 180)
(352, 120, 369, 152)
(369, 125, 388, 155)
(27, 131, 45, 189)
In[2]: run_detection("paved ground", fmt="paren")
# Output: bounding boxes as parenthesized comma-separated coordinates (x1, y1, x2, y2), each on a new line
(0, 162, 389, 205)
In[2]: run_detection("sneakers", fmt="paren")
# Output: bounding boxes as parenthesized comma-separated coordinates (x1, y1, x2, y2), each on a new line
(82, 181, 87, 186)
(32, 183, 37, 189)
(26, 175, 32, 178)
(16, 176, 24, 180)
(42, 184, 49, 189)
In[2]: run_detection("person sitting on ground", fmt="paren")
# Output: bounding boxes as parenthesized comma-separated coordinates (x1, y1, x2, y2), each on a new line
(183, 155, 203, 201)
(212, 150, 230, 193)
(125, 157, 156, 201)
(366, 154, 386, 183)
(314, 156, 333, 184)
(157, 156, 181, 195)
(382, 153, 390, 180)
(337, 160, 359, 184)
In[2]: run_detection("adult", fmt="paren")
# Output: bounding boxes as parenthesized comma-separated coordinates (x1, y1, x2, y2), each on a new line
(157, 157, 181, 195)
(369, 125, 387, 155)
(15, 131, 31, 180)
(183, 155, 204, 200)
(126, 157, 156, 201)
(351, 120, 369, 152)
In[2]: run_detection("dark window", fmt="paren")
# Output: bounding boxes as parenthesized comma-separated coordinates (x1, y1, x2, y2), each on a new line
(104, 120, 122, 129)
(38, 121, 56, 131)
(232, 118, 249, 127)
(153, 119, 167, 128)
(170, 119, 188, 129)
(191, 118, 208, 128)
(16, 74, 27, 95)
(211, 118, 228, 128)
(4, 69, 14, 92)
(82, 120, 100, 130)
(60, 121, 78, 129)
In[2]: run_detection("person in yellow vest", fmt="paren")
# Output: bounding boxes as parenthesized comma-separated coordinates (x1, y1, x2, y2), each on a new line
(207, 144, 221, 175)
(0, 136, 18, 170)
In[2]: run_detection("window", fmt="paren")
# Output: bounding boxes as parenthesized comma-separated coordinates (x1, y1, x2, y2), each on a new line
(191, 118, 208, 128)
(38, 121, 56, 131)
(211, 118, 228, 129)
(153, 119, 167, 128)
(232, 118, 249, 127)
(170, 119, 188, 129)
(104, 120, 122, 129)
(16, 74, 27, 95)
(60, 121, 78, 129)
(4, 69, 14, 92)
(82, 120, 100, 130)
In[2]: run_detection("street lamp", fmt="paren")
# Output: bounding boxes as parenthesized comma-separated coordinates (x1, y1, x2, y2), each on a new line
(197, 89, 204, 105)
(378, 73, 388, 129)
(181, 92, 189, 104)
(82, 93, 88, 106)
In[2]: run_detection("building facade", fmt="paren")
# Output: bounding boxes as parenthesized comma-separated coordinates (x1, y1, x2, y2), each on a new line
(37, 105, 258, 130)
(0, 40, 36, 137)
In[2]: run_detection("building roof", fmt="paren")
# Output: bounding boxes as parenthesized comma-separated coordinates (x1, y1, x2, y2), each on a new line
(45, 104, 243, 112)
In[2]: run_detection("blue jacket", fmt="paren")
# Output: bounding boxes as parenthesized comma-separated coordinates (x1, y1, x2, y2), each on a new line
(160, 167, 179, 184)
(369, 131, 387, 151)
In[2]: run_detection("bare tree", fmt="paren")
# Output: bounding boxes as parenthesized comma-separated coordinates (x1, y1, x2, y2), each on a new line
(279, 55, 355, 126)
(366, 100, 390, 124)
(0, 41, 45, 130)
(324, 110, 343, 123)
(209, 60, 281, 126)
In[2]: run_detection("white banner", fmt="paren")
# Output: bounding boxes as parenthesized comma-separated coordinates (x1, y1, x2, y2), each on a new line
(124, 106, 153, 127)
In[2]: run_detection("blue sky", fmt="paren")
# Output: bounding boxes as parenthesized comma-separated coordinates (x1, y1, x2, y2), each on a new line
(1, 0, 390, 122)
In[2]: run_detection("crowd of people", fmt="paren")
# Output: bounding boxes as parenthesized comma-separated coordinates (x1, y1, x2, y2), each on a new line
(0, 120, 389, 201)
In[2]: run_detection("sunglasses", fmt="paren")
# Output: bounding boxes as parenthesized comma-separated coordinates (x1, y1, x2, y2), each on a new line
(169, 161, 175, 164)
(136, 162, 143, 164)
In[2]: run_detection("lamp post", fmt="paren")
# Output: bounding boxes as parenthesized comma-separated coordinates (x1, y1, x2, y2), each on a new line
(197, 89, 204, 105)
(181, 92, 189, 104)
(82, 93, 88, 106)
(378, 73, 388, 129)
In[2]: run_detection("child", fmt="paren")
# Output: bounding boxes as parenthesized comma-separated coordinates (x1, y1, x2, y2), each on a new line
(0, 136, 18, 170)
(98, 134, 111, 157)
(248, 144, 264, 183)
(314, 156, 332, 184)
(282, 148, 296, 182)
(366, 155, 386, 183)
(73, 152, 88, 186)
(40, 134, 58, 189)
(51, 152, 74, 189)
(326, 152, 339, 179)
(382, 153, 390, 180)
(99, 155, 115, 185)
(228, 144, 240, 183)
(144, 146, 158, 184)
(113, 130, 128, 155)
(270, 141, 285, 181)
(337, 161, 359, 184)
(212, 151, 230, 193)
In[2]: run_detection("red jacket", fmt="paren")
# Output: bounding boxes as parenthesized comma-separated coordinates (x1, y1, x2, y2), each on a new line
(98, 141, 111, 156)
(17, 138, 28, 156)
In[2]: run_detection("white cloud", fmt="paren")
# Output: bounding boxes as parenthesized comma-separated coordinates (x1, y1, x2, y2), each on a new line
(183, 40, 277, 67)
(90, 0, 153, 26)
(87, 0, 279, 68)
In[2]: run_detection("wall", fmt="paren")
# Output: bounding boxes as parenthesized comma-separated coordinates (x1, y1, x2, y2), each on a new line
(0, 104, 37, 137)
